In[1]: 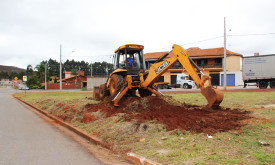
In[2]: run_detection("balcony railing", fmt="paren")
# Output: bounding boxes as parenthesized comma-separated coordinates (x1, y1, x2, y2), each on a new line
(197, 63, 222, 68)
(170, 63, 222, 69)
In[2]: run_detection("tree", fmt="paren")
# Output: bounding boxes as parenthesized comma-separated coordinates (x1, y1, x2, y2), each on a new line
(63, 59, 91, 76)
(18, 71, 26, 80)
(92, 61, 113, 77)
(71, 69, 78, 75)
(26, 74, 40, 89)
(47, 58, 60, 77)
(0, 71, 9, 80)
(35, 61, 50, 83)
(9, 71, 18, 80)
(26, 65, 33, 77)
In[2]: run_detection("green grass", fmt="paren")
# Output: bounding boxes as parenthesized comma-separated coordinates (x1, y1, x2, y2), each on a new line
(14, 91, 275, 165)
(171, 91, 275, 109)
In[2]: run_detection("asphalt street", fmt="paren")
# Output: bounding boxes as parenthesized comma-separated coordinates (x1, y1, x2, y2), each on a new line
(0, 88, 103, 165)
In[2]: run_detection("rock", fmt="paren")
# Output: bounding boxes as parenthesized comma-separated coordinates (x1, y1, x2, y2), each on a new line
(139, 138, 146, 142)
(161, 136, 167, 140)
(207, 134, 213, 139)
(258, 141, 270, 146)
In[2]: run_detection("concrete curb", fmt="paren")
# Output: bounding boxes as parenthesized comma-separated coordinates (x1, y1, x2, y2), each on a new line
(126, 153, 161, 165)
(13, 95, 161, 165)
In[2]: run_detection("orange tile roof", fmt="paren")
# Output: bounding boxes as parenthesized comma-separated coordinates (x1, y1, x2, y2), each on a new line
(145, 47, 242, 61)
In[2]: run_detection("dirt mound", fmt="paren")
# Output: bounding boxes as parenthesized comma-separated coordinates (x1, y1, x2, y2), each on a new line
(85, 96, 251, 134)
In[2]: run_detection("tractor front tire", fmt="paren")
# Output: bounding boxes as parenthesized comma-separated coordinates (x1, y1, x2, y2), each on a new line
(99, 83, 109, 99)
(110, 74, 124, 97)
(138, 88, 152, 97)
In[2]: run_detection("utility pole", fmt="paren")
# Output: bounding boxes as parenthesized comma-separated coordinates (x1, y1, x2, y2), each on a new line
(91, 61, 93, 77)
(223, 17, 227, 90)
(60, 44, 62, 90)
(45, 61, 47, 90)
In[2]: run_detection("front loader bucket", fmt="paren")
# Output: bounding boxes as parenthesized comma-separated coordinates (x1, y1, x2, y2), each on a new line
(201, 86, 224, 109)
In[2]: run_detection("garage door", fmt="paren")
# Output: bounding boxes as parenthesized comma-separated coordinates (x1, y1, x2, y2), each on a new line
(210, 74, 220, 86)
(221, 74, 235, 86)
(170, 75, 177, 85)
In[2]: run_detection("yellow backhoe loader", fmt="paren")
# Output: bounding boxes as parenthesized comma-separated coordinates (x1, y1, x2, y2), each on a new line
(97, 44, 223, 109)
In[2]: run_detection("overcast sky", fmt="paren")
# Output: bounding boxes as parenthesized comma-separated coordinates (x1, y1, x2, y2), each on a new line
(1, 0, 275, 69)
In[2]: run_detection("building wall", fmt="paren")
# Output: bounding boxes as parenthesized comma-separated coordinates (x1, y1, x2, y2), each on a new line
(87, 77, 108, 91)
(226, 56, 242, 71)
(220, 71, 243, 86)
(162, 69, 212, 86)
(0, 81, 13, 88)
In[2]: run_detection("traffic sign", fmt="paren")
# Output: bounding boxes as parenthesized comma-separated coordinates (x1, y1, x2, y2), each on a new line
(23, 76, 27, 81)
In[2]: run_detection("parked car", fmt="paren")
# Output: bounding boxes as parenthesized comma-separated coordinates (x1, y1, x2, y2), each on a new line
(176, 73, 196, 89)
(18, 84, 29, 90)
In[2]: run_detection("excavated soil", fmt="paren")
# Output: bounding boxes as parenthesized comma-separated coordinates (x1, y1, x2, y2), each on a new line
(84, 96, 251, 134)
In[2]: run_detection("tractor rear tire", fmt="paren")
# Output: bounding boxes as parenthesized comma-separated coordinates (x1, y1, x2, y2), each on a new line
(138, 88, 152, 97)
(110, 74, 124, 97)
(99, 83, 109, 99)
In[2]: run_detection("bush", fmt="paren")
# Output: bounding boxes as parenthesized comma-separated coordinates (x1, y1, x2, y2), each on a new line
(30, 85, 40, 89)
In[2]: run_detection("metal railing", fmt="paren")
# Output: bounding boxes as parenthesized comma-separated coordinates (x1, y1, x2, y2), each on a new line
(169, 63, 222, 69)
(197, 63, 222, 68)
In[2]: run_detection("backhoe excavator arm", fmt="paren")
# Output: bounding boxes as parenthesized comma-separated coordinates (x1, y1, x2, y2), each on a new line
(141, 44, 223, 108)
(142, 44, 206, 88)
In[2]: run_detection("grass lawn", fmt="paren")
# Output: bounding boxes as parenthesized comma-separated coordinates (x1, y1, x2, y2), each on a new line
(14, 91, 275, 164)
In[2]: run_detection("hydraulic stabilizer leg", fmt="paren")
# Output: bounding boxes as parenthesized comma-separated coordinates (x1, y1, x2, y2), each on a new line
(112, 83, 129, 106)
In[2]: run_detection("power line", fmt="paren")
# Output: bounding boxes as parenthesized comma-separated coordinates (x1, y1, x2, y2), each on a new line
(229, 32, 275, 37)
(64, 54, 113, 58)
(180, 36, 223, 46)
(145, 36, 223, 53)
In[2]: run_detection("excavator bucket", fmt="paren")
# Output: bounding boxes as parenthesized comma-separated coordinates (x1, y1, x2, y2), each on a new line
(201, 86, 224, 109)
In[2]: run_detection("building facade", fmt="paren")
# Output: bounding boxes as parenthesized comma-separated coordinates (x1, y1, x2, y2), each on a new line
(144, 47, 243, 86)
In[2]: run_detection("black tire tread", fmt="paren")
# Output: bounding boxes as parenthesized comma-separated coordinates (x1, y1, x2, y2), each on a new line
(110, 74, 124, 97)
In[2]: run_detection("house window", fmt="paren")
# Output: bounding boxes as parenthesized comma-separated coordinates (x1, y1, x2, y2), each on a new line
(215, 58, 222, 65)
(173, 62, 181, 67)
(197, 59, 208, 66)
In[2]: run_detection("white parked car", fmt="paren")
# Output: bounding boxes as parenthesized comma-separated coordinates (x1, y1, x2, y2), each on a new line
(18, 84, 29, 90)
(176, 74, 196, 89)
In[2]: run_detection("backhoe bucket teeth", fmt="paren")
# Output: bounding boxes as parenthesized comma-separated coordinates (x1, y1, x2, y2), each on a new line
(201, 86, 224, 109)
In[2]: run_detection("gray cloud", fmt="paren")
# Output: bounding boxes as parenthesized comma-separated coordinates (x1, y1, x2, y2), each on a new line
(1, 0, 275, 69)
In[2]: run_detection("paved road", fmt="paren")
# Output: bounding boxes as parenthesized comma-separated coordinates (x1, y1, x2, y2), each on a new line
(0, 88, 103, 165)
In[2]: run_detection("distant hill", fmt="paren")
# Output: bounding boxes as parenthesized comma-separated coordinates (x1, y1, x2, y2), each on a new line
(0, 65, 25, 73)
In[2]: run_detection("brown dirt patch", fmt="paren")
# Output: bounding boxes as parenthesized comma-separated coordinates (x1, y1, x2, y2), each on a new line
(85, 96, 251, 135)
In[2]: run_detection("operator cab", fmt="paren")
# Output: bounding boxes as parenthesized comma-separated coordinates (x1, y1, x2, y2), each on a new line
(113, 44, 146, 75)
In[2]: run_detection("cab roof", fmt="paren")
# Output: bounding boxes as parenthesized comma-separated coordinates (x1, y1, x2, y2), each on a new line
(114, 44, 144, 53)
